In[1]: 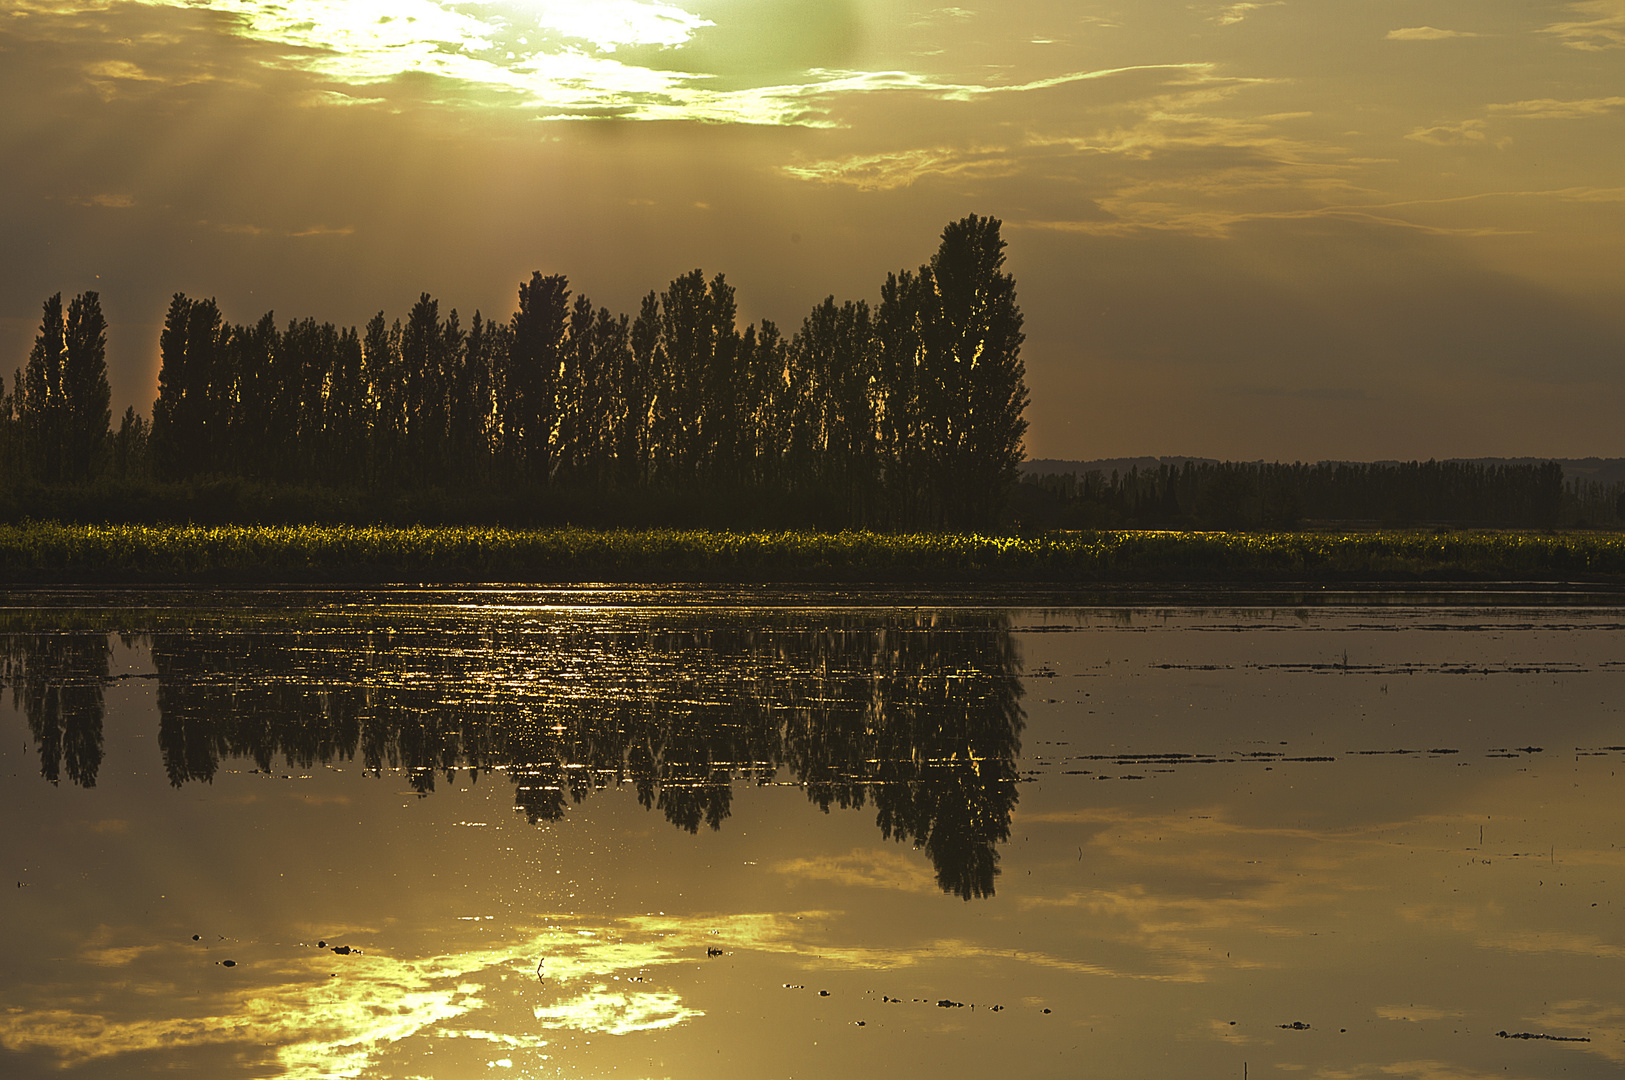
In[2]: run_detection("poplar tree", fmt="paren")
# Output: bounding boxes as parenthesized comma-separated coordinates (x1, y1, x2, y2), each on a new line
(506, 273, 570, 485)
(19, 291, 112, 483)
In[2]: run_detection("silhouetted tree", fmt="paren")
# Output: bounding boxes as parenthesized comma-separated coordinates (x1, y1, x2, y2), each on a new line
(16, 292, 112, 483)
(506, 273, 570, 486)
(921, 215, 1027, 528)
(151, 294, 230, 479)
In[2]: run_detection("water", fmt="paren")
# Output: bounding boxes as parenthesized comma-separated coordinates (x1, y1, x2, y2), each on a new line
(2, 588, 1622, 1079)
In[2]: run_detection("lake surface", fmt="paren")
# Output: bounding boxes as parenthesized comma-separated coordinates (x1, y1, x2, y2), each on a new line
(2, 587, 1623, 1079)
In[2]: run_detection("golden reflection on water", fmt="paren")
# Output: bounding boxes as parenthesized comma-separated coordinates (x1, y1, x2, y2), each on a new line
(2, 598, 1624, 1078)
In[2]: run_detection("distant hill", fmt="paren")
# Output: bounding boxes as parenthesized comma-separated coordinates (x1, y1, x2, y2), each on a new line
(1022, 457, 1625, 487)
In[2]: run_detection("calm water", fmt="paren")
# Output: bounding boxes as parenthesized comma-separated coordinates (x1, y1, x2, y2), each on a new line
(2, 588, 1623, 1079)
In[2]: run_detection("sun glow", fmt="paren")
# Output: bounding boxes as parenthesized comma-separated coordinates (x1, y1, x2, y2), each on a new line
(520, 0, 714, 51)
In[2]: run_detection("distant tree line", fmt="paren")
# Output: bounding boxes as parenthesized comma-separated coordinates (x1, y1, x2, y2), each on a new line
(1018, 459, 1571, 530)
(2, 216, 1028, 530)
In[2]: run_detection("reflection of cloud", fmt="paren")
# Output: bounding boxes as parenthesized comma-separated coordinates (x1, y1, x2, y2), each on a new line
(1541, 1001, 1625, 1064)
(1374, 1062, 1542, 1080)
(773, 847, 940, 891)
(1386, 27, 1477, 40)
(1542, 0, 1625, 50)
(1375, 1005, 1464, 1022)
(533, 987, 700, 1034)
(0, 918, 712, 1077)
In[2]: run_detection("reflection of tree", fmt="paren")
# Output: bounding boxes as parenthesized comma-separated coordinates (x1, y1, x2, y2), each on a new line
(2, 633, 108, 787)
(777, 620, 1025, 899)
(16, 613, 1024, 899)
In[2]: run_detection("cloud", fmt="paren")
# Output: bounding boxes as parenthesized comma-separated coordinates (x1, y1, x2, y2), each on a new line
(69, 194, 136, 208)
(206, 221, 354, 239)
(779, 146, 1018, 190)
(528, 0, 713, 52)
(1386, 26, 1478, 40)
(1542, 0, 1625, 50)
(1488, 95, 1625, 119)
(1404, 119, 1509, 147)
(1215, 3, 1284, 27)
(83, 59, 164, 82)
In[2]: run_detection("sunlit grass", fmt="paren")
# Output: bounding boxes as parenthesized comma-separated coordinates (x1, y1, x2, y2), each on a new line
(4, 523, 1625, 582)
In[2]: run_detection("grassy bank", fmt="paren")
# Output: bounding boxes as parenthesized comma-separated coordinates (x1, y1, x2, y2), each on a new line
(4, 523, 1625, 584)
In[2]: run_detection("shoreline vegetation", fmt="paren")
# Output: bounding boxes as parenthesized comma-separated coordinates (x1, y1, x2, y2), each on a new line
(5, 522, 1625, 585)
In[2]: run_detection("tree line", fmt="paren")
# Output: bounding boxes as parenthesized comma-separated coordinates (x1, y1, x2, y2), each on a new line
(2, 215, 1028, 530)
(1018, 459, 1569, 530)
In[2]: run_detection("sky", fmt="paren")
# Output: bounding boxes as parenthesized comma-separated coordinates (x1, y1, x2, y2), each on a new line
(1, 0, 1622, 462)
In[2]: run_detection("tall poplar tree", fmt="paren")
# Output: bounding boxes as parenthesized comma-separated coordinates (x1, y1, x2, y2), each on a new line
(506, 273, 570, 485)
(924, 215, 1027, 527)
(19, 291, 112, 483)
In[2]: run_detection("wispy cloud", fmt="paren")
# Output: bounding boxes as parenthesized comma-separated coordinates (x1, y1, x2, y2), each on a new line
(209, 221, 355, 239)
(1488, 95, 1625, 119)
(1405, 119, 1509, 147)
(69, 194, 136, 208)
(780, 146, 1018, 190)
(1386, 26, 1479, 41)
(1542, 0, 1625, 50)
(1214, 3, 1284, 27)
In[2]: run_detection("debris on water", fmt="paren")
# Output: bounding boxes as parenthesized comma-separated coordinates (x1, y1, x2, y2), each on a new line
(1279, 1021, 1310, 1030)
(330, 945, 358, 955)
(1496, 1030, 1589, 1042)
(783, 984, 803, 989)
(706, 947, 724, 956)
(819, 990, 830, 997)
(937, 1000, 964, 1008)
(1043, 1008, 1052, 1014)
(854, 1021, 866, 1027)
(220, 960, 237, 968)
(192, 935, 201, 941)
(318, 941, 326, 948)
(989, 1005, 1004, 1012)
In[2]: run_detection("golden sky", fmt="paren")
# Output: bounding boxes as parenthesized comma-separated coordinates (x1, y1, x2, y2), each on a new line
(2, 0, 1622, 459)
